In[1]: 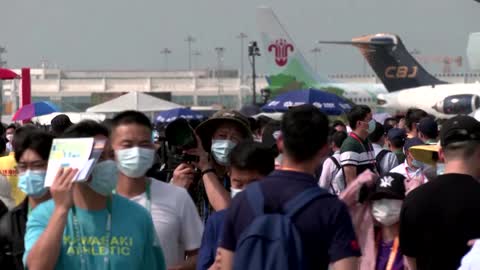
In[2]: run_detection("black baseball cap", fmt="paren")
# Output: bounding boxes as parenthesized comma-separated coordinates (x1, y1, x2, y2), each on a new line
(368, 172, 406, 201)
(440, 116, 480, 147)
(403, 137, 425, 152)
(387, 128, 407, 142)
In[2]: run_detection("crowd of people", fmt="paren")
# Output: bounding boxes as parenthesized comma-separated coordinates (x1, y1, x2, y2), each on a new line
(0, 104, 478, 269)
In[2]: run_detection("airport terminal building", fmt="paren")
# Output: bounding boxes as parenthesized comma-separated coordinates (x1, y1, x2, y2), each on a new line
(1, 67, 479, 114)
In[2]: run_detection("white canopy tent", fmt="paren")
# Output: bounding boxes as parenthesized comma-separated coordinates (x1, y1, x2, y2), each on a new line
(32, 112, 106, 125)
(86, 92, 183, 114)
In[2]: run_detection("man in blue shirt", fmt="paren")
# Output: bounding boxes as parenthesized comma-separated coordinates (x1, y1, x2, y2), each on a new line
(196, 141, 275, 270)
(24, 121, 165, 270)
(218, 105, 361, 270)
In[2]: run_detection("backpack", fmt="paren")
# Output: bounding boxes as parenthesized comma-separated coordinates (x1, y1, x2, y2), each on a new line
(375, 149, 391, 176)
(329, 156, 346, 195)
(233, 182, 331, 270)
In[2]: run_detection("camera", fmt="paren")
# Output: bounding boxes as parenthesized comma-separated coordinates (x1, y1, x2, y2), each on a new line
(165, 118, 200, 163)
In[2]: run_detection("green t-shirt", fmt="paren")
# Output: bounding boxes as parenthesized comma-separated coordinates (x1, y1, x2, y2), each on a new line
(24, 194, 166, 270)
(340, 135, 376, 174)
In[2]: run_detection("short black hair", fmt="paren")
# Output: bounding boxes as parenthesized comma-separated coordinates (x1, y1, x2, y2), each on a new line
(51, 114, 73, 136)
(256, 116, 272, 133)
(282, 105, 329, 162)
(111, 110, 152, 133)
(14, 131, 54, 162)
(347, 105, 371, 130)
(331, 131, 348, 148)
(6, 124, 17, 131)
(405, 108, 427, 130)
(13, 125, 39, 149)
(332, 120, 346, 128)
(62, 120, 109, 138)
(390, 136, 406, 148)
(368, 122, 385, 143)
(229, 141, 275, 176)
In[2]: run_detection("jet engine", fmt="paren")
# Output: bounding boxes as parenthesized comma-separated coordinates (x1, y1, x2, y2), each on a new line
(432, 94, 480, 115)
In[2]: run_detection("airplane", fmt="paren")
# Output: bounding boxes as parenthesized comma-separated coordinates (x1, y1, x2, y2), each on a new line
(319, 33, 480, 118)
(256, 7, 387, 108)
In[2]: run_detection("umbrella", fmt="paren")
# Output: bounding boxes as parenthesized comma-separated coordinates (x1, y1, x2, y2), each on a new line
(261, 88, 353, 115)
(0, 68, 20, 80)
(156, 108, 205, 123)
(12, 101, 60, 121)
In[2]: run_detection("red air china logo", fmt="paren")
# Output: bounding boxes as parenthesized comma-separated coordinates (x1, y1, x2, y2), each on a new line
(268, 39, 294, 67)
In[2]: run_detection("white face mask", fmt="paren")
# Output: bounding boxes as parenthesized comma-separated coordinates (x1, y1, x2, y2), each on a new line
(115, 147, 155, 178)
(371, 199, 403, 226)
(230, 187, 243, 198)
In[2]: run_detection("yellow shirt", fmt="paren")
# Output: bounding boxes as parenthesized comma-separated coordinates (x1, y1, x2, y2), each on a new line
(0, 152, 25, 205)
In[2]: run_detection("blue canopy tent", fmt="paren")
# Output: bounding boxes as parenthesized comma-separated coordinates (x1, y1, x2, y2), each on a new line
(261, 89, 353, 115)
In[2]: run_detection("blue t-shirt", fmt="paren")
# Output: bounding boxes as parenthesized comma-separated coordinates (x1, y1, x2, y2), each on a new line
(220, 170, 361, 270)
(196, 210, 226, 270)
(24, 194, 166, 270)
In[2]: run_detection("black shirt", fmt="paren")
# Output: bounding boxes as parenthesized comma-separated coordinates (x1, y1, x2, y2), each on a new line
(400, 173, 480, 270)
(0, 199, 28, 270)
(220, 170, 361, 270)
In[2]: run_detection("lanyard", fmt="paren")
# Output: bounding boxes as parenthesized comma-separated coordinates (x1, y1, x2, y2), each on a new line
(349, 133, 375, 163)
(145, 181, 151, 213)
(405, 167, 425, 183)
(71, 198, 112, 270)
(376, 233, 400, 270)
(386, 237, 400, 270)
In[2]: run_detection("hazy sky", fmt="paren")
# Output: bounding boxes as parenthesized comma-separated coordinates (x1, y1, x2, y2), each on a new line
(1, 0, 479, 74)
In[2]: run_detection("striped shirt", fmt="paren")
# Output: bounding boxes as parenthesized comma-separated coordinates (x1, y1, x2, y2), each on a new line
(339, 134, 376, 174)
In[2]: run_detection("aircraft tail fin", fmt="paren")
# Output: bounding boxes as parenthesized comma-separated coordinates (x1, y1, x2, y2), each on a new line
(319, 33, 448, 92)
(256, 7, 330, 94)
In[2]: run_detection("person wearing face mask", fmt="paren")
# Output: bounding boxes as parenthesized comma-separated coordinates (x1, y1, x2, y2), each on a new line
(0, 125, 33, 206)
(4, 124, 16, 154)
(389, 138, 428, 193)
(366, 172, 407, 270)
(368, 122, 399, 177)
(172, 110, 253, 222)
(400, 116, 480, 270)
(0, 130, 53, 270)
(112, 111, 202, 270)
(197, 141, 275, 270)
(24, 120, 166, 270)
(340, 105, 378, 189)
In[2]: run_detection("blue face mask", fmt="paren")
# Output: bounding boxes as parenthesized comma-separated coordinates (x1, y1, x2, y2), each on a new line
(18, 170, 48, 198)
(412, 159, 424, 169)
(88, 160, 118, 196)
(436, 163, 445, 176)
(211, 140, 237, 166)
(367, 120, 376, 134)
(115, 147, 155, 178)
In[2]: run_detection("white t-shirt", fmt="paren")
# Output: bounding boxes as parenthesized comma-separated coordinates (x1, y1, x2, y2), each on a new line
(389, 161, 429, 183)
(130, 179, 204, 267)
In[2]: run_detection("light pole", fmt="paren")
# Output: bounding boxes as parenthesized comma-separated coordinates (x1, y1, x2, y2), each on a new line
(310, 47, 321, 73)
(160, 48, 172, 71)
(237, 33, 248, 83)
(215, 47, 225, 105)
(185, 35, 196, 71)
(248, 41, 260, 105)
(192, 50, 201, 70)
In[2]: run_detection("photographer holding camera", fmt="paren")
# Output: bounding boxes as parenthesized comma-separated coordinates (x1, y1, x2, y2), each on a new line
(171, 110, 253, 222)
